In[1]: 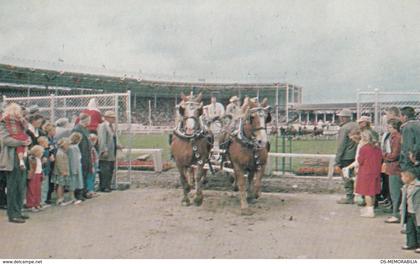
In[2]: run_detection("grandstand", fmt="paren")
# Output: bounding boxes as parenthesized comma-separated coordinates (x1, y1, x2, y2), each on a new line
(0, 64, 303, 126)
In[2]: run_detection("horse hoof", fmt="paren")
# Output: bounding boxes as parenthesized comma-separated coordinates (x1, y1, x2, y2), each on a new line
(240, 208, 254, 216)
(181, 198, 191, 207)
(194, 196, 203, 206)
(229, 176, 235, 184)
(232, 185, 239, 192)
(247, 197, 257, 204)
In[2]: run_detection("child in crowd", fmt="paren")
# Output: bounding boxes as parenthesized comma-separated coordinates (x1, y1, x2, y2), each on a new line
(68, 132, 84, 204)
(344, 129, 365, 205)
(42, 122, 57, 205)
(2, 103, 30, 169)
(400, 168, 420, 253)
(37, 136, 52, 209)
(53, 138, 70, 206)
(87, 133, 99, 197)
(355, 130, 383, 218)
(26, 145, 45, 212)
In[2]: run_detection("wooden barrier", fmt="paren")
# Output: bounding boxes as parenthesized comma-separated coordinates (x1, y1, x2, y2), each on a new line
(266, 152, 336, 178)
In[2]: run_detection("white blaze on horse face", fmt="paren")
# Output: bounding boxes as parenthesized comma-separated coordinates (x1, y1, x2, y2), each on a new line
(254, 111, 268, 146)
(185, 118, 196, 135)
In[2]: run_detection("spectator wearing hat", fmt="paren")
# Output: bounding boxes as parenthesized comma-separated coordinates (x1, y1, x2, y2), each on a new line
(72, 113, 93, 199)
(54, 118, 72, 141)
(75, 98, 103, 134)
(225, 96, 241, 132)
(0, 115, 32, 223)
(335, 108, 359, 204)
(226, 96, 241, 119)
(98, 111, 118, 192)
(357, 115, 379, 144)
(400, 106, 420, 179)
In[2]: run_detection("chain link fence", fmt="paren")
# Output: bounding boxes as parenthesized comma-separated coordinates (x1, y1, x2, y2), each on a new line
(2, 92, 133, 187)
(357, 90, 420, 134)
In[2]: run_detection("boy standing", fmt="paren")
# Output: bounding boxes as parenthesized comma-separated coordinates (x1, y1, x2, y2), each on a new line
(400, 168, 420, 253)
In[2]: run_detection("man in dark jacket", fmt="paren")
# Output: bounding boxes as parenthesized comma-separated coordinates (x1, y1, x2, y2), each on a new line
(335, 108, 359, 204)
(72, 113, 93, 199)
(0, 118, 31, 223)
(399, 106, 420, 179)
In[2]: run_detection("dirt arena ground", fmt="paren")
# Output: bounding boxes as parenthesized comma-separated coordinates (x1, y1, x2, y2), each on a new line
(0, 185, 415, 259)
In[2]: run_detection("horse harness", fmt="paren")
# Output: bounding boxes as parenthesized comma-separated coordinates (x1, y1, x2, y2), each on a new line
(173, 116, 212, 166)
(222, 106, 270, 171)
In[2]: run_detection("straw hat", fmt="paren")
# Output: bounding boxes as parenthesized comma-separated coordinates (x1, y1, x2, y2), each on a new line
(104, 111, 116, 118)
(337, 108, 352, 117)
(357, 116, 371, 123)
(229, 96, 240, 103)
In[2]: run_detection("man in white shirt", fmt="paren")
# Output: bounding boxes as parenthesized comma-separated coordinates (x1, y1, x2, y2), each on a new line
(204, 95, 225, 122)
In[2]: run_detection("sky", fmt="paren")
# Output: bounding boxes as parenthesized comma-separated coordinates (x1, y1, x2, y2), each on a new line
(0, 0, 420, 103)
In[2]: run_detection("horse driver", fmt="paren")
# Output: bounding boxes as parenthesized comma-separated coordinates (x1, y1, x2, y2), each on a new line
(225, 96, 241, 132)
(204, 95, 225, 123)
(204, 95, 225, 156)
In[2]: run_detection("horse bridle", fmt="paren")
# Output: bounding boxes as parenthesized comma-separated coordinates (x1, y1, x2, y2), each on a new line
(174, 101, 205, 140)
(246, 107, 269, 136)
(235, 106, 270, 149)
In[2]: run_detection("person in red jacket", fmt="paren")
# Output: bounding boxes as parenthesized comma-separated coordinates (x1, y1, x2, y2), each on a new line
(356, 130, 383, 218)
(75, 98, 103, 133)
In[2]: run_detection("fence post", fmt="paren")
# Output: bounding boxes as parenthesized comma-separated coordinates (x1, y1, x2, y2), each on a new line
(328, 156, 335, 179)
(112, 94, 119, 189)
(50, 94, 55, 122)
(374, 88, 380, 128)
(282, 135, 286, 175)
(126, 91, 133, 184)
(356, 89, 360, 121)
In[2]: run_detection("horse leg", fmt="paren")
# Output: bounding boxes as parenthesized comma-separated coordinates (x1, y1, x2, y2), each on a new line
(193, 165, 205, 206)
(231, 173, 239, 192)
(254, 166, 264, 199)
(178, 165, 191, 206)
(233, 163, 248, 211)
(247, 170, 256, 204)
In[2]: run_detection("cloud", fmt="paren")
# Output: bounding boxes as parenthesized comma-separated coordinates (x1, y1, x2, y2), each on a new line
(0, 0, 420, 103)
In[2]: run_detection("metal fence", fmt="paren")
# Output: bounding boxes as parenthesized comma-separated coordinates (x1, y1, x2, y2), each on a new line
(356, 89, 420, 134)
(2, 91, 133, 187)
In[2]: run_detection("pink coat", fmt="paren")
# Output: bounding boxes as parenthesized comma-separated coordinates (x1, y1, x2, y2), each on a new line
(355, 144, 383, 196)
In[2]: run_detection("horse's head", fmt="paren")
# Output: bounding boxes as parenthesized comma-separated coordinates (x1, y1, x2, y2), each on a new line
(241, 97, 272, 148)
(178, 92, 204, 135)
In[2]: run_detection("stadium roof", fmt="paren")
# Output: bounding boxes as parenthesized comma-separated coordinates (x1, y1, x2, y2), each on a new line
(0, 64, 302, 97)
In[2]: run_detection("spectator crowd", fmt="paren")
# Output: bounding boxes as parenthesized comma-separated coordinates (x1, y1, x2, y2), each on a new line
(0, 98, 120, 224)
(335, 106, 420, 253)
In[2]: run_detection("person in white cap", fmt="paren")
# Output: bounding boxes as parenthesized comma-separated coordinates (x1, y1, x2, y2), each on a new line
(335, 108, 359, 204)
(97, 111, 118, 192)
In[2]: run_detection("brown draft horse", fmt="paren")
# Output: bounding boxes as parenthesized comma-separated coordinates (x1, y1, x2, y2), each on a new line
(227, 97, 271, 212)
(171, 92, 212, 206)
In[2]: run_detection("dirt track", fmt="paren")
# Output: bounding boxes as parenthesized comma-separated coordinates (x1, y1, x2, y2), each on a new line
(0, 187, 414, 259)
